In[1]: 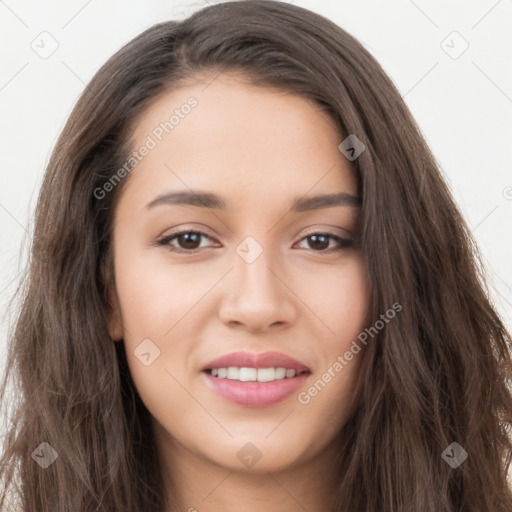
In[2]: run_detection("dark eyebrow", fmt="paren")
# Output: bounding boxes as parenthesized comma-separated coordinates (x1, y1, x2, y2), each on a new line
(145, 190, 361, 211)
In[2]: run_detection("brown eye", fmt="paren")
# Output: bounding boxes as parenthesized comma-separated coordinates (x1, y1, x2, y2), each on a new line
(174, 232, 204, 250)
(297, 233, 353, 252)
(156, 230, 214, 252)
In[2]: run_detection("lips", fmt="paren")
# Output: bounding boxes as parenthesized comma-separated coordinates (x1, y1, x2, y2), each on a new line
(200, 350, 311, 407)
(201, 350, 311, 373)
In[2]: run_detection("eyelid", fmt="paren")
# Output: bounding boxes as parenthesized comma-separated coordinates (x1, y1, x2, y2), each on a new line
(300, 225, 355, 239)
(159, 223, 354, 240)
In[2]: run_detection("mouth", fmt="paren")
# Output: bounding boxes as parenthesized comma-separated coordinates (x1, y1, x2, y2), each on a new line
(200, 351, 311, 407)
(203, 366, 310, 382)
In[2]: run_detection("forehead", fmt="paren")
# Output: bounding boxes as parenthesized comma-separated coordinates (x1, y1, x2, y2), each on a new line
(122, 73, 357, 211)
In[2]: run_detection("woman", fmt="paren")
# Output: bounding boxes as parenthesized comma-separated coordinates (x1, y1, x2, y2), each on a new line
(1, 1, 511, 510)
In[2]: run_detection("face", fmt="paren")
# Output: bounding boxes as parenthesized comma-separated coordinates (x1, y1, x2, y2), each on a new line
(107, 73, 370, 476)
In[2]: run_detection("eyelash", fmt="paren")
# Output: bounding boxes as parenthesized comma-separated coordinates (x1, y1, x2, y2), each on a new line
(154, 229, 354, 254)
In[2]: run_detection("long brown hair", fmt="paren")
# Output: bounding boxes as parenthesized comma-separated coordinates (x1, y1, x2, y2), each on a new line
(1, 1, 511, 510)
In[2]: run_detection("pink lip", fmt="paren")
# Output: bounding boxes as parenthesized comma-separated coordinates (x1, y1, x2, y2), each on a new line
(202, 372, 309, 407)
(200, 351, 311, 408)
(201, 350, 310, 373)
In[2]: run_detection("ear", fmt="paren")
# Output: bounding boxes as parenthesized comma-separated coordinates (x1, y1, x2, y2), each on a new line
(106, 284, 124, 341)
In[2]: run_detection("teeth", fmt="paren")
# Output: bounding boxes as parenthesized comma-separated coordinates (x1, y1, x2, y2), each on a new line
(274, 367, 286, 379)
(226, 367, 239, 380)
(209, 367, 298, 382)
(239, 367, 257, 381)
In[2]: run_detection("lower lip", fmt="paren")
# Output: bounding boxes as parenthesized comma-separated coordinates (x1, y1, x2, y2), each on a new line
(201, 371, 310, 407)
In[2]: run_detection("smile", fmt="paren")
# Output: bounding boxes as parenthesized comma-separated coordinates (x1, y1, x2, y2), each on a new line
(207, 366, 306, 382)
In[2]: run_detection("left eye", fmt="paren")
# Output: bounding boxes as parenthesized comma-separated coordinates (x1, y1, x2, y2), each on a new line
(155, 230, 353, 253)
(156, 231, 218, 252)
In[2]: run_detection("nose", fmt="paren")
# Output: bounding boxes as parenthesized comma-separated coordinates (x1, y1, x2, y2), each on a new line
(218, 243, 297, 333)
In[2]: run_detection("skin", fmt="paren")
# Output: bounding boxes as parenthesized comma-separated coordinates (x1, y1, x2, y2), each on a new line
(107, 73, 370, 512)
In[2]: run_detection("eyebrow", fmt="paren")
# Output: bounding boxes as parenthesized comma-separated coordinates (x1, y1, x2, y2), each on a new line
(145, 190, 361, 212)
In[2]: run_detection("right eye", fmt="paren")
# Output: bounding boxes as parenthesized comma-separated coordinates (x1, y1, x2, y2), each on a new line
(155, 230, 218, 253)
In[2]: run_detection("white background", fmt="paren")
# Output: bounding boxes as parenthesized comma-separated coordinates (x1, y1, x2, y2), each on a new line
(1, 0, 511, 388)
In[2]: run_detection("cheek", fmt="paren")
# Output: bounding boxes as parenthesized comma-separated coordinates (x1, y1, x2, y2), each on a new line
(113, 248, 200, 336)
(112, 247, 223, 411)
(301, 258, 369, 407)
(314, 257, 370, 342)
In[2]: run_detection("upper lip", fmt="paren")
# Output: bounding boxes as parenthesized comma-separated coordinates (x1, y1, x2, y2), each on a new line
(201, 351, 311, 373)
